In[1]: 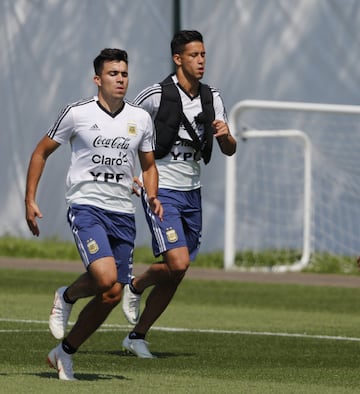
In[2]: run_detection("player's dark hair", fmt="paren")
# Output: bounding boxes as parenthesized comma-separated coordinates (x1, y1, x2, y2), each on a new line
(171, 30, 203, 55)
(93, 48, 128, 75)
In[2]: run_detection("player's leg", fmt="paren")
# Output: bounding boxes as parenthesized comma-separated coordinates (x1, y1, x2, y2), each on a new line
(122, 188, 190, 324)
(66, 257, 118, 299)
(61, 208, 135, 347)
(49, 204, 118, 339)
(122, 246, 190, 358)
(48, 207, 135, 379)
(132, 188, 202, 296)
(135, 246, 189, 327)
(122, 189, 201, 357)
(47, 280, 123, 380)
(65, 280, 123, 348)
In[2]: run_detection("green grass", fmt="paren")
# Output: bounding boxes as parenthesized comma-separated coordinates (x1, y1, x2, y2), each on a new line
(0, 236, 80, 260)
(1, 268, 360, 393)
(1, 236, 359, 275)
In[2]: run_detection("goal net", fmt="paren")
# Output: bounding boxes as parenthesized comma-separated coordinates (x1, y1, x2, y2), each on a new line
(224, 100, 360, 272)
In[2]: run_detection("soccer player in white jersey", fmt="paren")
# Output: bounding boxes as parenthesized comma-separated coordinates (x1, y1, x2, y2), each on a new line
(25, 48, 162, 380)
(121, 31, 236, 358)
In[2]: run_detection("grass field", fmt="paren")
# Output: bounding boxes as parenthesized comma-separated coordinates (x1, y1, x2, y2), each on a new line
(1, 268, 360, 393)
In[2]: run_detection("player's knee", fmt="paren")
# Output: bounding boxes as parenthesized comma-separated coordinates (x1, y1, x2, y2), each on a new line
(95, 274, 118, 293)
(101, 283, 122, 307)
(164, 249, 190, 284)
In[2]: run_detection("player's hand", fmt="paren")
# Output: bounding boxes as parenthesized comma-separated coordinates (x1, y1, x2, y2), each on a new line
(212, 120, 230, 139)
(148, 197, 163, 222)
(132, 176, 143, 196)
(25, 200, 43, 236)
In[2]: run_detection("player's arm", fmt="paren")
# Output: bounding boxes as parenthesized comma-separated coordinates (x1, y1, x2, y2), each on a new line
(213, 119, 237, 156)
(211, 93, 236, 156)
(25, 135, 60, 236)
(138, 150, 163, 221)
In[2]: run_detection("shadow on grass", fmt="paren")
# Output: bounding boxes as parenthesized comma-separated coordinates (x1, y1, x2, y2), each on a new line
(110, 350, 195, 359)
(77, 349, 195, 359)
(35, 372, 127, 381)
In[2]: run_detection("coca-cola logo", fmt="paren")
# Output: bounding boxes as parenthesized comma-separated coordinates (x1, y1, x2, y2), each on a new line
(93, 135, 130, 149)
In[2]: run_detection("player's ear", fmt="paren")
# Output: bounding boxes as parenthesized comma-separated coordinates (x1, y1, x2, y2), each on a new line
(93, 75, 101, 87)
(173, 53, 182, 66)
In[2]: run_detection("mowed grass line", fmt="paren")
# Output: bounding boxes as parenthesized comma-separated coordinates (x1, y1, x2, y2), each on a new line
(0, 269, 360, 393)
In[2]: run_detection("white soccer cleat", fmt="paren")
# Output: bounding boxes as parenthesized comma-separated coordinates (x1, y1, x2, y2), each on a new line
(122, 335, 156, 358)
(122, 283, 141, 325)
(47, 344, 77, 381)
(49, 286, 73, 339)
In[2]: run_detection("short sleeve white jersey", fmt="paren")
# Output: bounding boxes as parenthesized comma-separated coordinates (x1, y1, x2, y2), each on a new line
(47, 96, 154, 213)
(133, 75, 227, 190)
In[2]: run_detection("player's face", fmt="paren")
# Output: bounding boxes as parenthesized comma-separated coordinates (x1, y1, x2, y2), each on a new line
(174, 41, 206, 80)
(94, 60, 129, 101)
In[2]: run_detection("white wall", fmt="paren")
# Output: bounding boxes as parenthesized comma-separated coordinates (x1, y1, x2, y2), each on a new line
(2, 0, 360, 253)
(0, 0, 172, 244)
(181, 0, 360, 252)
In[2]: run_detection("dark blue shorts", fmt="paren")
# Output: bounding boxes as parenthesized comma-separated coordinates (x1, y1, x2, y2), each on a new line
(67, 204, 135, 284)
(141, 188, 202, 261)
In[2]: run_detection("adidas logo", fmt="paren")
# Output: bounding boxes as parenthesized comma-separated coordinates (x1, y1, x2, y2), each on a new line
(90, 124, 100, 130)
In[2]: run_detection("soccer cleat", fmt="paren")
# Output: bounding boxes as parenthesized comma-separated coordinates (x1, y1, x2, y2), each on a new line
(122, 282, 141, 325)
(49, 286, 73, 339)
(122, 335, 156, 358)
(47, 343, 77, 381)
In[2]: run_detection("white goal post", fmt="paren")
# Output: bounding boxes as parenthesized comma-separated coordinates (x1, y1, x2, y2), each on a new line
(224, 100, 360, 272)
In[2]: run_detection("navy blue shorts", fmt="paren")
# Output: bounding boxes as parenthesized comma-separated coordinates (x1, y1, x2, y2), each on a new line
(141, 188, 202, 261)
(67, 204, 135, 284)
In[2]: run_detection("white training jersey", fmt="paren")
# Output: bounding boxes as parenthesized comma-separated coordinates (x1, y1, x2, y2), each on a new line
(47, 95, 154, 213)
(133, 74, 228, 191)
